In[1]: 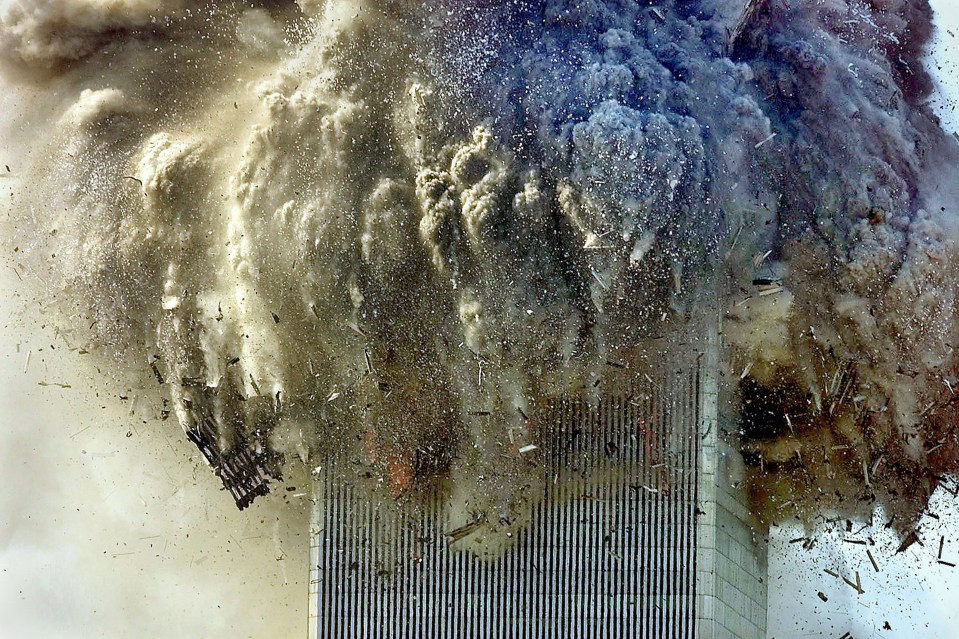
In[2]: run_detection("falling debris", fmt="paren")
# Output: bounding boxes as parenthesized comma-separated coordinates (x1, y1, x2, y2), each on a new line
(757, 285, 784, 297)
(447, 518, 484, 543)
(754, 132, 777, 148)
(895, 530, 922, 555)
(0, 0, 956, 557)
(150, 359, 164, 384)
(37, 381, 72, 389)
(841, 571, 864, 595)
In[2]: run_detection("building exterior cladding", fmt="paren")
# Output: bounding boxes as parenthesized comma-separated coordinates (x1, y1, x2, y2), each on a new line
(695, 330, 768, 639)
(309, 330, 768, 638)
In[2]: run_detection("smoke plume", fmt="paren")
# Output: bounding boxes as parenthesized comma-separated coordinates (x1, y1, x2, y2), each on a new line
(1, 0, 957, 545)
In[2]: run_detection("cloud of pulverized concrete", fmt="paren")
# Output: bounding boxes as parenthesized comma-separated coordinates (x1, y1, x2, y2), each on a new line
(1, 0, 958, 564)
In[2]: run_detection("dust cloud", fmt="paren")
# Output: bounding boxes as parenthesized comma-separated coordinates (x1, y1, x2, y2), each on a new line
(1, 0, 958, 575)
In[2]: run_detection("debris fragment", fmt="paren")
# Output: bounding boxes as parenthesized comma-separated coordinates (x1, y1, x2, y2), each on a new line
(725, 223, 744, 259)
(345, 321, 366, 337)
(841, 571, 863, 595)
(590, 268, 609, 291)
(895, 530, 922, 554)
(150, 358, 165, 384)
(817, 591, 829, 602)
(871, 454, 884, 476)
(37, 381, 72, 389)
(757, 285, 784, 297)
(753, 250, 773, 268)
(754, 132, 777, 148)
(447, 518, 484, 542)
(866, 549, 879, 573)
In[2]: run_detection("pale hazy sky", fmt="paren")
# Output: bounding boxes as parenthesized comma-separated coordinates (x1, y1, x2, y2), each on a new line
(1, 3, 958, 639)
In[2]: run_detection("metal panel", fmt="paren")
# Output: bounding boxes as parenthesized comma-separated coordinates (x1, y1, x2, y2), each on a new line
(309, 365, 701, 639)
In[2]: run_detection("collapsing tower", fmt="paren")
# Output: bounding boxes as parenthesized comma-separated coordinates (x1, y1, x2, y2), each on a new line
(309, 328, 767, 639)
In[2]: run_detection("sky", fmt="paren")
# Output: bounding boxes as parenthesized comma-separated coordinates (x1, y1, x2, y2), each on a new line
(0, 2, 958, 639)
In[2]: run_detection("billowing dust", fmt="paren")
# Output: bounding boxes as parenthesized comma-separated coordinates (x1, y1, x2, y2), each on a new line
(1, 0, 958, 551)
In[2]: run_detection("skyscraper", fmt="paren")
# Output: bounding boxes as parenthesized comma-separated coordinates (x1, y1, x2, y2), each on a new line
(310, 324, 768, 638)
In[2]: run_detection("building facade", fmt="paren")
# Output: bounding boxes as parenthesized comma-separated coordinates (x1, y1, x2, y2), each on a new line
(309, 330, 767, 638)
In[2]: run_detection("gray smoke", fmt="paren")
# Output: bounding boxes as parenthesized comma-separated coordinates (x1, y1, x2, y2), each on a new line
(1, 0, 957, 549)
